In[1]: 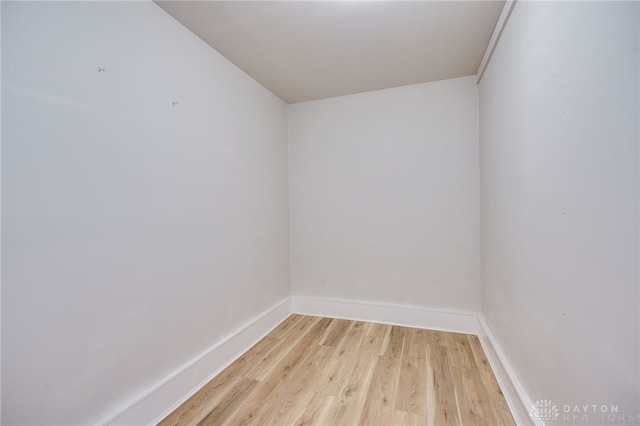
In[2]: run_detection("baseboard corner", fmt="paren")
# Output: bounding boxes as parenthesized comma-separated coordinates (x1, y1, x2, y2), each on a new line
(99, 296, 533, 426)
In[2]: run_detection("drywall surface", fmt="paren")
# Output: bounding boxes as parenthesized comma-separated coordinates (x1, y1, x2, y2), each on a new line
(479, 1, 639, 424)
(1, 2, 289, 424)
(289, 77, 480, 313)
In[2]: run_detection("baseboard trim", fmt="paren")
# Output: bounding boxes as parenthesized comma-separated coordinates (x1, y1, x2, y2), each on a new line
(477, 316, 536, 426)
(100, 295, 532, 426)
(100, 297, 292, 426)
(291, 295, 480, 335)
(294, 295, 534, 425)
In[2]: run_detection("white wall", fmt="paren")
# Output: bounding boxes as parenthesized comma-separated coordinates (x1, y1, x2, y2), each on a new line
(1, 2, 289, 424)
(289, 77, 480, 313)
(479, 1, 639, 423)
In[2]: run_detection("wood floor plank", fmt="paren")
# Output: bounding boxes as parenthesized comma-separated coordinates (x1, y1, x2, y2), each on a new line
(449, 332, 475, 369)
(160, 315, 516, 426)
(397, 362, 424, 416)
(363, 321, 387, 339)
(396, 328, 428, 416)
(378, 324, 392, 356)
(244, 316, 327, 381)
(221, 317, 332, 425)
(350, 321, 366, 332)
(431, 343, 462, 426)
(451, 365, 494, 426)
(321, 398, 352, 426)
(425, 329, 449, 347)
(291, 392, 336, 426)
(319, 319, 350, 347)
(314, 324, 364, 396)
(267, 314, 304, 339)
(425, 343, 437, 426)
(467, 335, 516, 425)
(196, 377, 258, 426)
(262, 345, 335, 425)
(382, 325, 406, 359)
(359, 355, 401, 425)
(331, 334, 381, 425)
(393, 409, 427, 426)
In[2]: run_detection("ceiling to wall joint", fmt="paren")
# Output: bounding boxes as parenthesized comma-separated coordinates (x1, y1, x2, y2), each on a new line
(155, 0, 505, 103)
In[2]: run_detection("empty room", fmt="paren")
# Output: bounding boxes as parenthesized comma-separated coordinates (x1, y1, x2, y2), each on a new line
(2, 0, 638, 425)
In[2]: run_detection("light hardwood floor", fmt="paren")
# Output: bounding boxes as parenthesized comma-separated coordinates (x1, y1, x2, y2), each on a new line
(159, 315, 515, 426)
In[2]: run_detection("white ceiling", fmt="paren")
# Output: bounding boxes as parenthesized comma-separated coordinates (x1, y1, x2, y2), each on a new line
(155, 1, 505, 103)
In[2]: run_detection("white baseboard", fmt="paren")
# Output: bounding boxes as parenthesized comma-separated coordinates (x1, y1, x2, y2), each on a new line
(291, 295, 480, 335)
(477, 316, 536, 426)
(100, 297, 292, 426)
(100, 295, 532, 426)
(294, 296, 534, 425)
